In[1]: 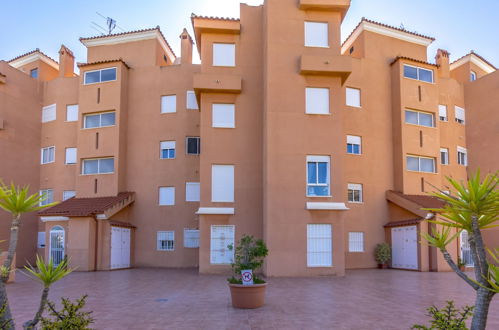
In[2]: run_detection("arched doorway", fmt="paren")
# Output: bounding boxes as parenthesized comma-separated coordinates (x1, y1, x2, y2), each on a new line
(49, 226, 65, 266)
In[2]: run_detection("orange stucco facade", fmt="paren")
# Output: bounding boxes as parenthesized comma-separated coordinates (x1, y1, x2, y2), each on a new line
(1, 0, 497, 275)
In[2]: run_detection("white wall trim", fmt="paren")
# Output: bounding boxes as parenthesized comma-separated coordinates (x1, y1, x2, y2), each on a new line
(450, 54, 495, 74)
(9, 53, 59, 70)
(196, 207, 235, 215)
(81, 30, 175, 63)
(96, 214, 107, 220)
(306, 202, 349, 210)
(342, 21, 433, 55)
(40, 216, 70, 222)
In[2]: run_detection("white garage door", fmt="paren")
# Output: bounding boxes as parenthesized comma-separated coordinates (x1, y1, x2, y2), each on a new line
(111, 227, 131, 269)
(391, 226, 418, 270)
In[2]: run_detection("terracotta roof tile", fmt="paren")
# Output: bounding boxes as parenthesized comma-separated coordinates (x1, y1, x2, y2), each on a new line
(451, 51, 497, 70)
(191, 13, 240, 22)
(389, 191, 446, 209)
(390, 56, 438, 67)
(80, 26, 176, 58)
(39, 192, 134, 217)
(77, 59, 130, 69)
(343, 17, 435, 47)
(384, 218, 423, 228)
(109, 220, 136, 229)
(8, 48, 59, 65)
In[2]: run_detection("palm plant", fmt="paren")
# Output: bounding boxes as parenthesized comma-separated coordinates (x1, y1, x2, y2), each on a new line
(0, 182, 57, 328)
(421, 170, 499, 330)
(23, 256, 73, 329)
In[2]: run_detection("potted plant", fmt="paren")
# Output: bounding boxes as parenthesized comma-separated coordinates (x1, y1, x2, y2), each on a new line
(227, 235, 268, 309)
(375, 243, 391, 269)
(457, 257, 466, 271)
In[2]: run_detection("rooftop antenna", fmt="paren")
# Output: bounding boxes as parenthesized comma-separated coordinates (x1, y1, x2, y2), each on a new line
(400, 23, 405, 30)
(96, 12, 126, 34)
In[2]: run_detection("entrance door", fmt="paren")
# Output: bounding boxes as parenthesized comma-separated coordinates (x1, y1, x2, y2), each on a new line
(49, 226, 65, 266)
(460, 230, 474, 267)
(111, 227, 131, 269)
(391, 226, 418, 270)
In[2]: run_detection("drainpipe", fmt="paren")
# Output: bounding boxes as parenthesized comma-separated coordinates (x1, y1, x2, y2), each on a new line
(93, 216, 99, 271)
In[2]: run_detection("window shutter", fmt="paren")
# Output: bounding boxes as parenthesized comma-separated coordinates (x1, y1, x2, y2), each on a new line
(438, 105, 447, 118)
(37, 232, 46, 248)
(63, 190, 76, 200)
(159, 187, 175, 205)
(185, 182, 200, 202)
(66, 105, 78, 122)
(160, 141, 175, 150)
(304, 22, 328, 47)
(212, 104, 235, 128)
(213, 43, 236, 66)
(184, 229, 200, 248)
(161, 95, 176, 113)
(305, 88, 329, 114)
(348, 183, 362, 191)
(211, 165, 234, 202)
(210, 225, 235, 264)
(42, 104, 56, 123)
(307, 224, 332, 267)
(347, 135, 361, 145)
(65, 148, 77, 164)
(455, 106, 465, 122)
(346, 88, 361, 107)
(186, 91, 198, 110)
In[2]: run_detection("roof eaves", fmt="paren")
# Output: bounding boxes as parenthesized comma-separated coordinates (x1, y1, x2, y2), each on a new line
(77, 58, 131, 69)
(190, 13, 240, 22)
(390, 56, 439, 67)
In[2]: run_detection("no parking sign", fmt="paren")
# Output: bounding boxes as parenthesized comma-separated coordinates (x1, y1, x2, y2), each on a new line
(241, 269, 253, 285)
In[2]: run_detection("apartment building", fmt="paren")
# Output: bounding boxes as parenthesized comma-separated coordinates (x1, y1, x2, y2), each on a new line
(0, 0, 497, 276)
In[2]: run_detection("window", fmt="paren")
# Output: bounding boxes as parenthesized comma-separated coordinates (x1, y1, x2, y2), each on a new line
(438, 105, 447, 122)
(348, 183, 363, 203)
(83, 112, 115, 128)
(307, 224, 332, 267)
(83, 67, 117, 84)
(212, 104, 235, 128)
(213, 43, 235, 67)
(405, 110, 434, 127)
(37, 232, 45, 248)
(186, 182, 200, 202)
(406, 155, 435, 173)
(457, 147, 468, 166)
(39, 189, 54, 206)
(186, 91, 199, 110)
(305, 88, 329, 114)
(455, 106, 465, 124)
(184, 229, 200, 248)
(157, 231, 174, 251)
(186, 137, 200, 155)
(160, 141, 175, 159)
(159, 187, 175, 206)
(212, 165, 234, 202)
(348, 232, 364, 252)
(30, 68, 38, 78)
(304, 22, 328, 48)
(65, 148, 77, 164)
(82, 158, 114, 174)
(210, 225, 235, 264)
(62, 190, 76, 201)
(307, 155, 330, 197)
(66, 105, 78, 122)
(440, 148, 449, 165)
(470, 71, 477, 81)
(346, 135, 362, 155)
(41, 146, 55, 164)
(42, 104, 56, 123)
(161, 95, 176, 113)
(346, 87, 361, 108)
(403, 65, 434, 83)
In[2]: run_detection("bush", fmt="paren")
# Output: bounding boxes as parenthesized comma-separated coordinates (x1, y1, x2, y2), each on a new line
(227, 235, 268, 284)
(374, 242, 391, 265)
(40, 295, 94, 330)
(412, 301, 473, 330)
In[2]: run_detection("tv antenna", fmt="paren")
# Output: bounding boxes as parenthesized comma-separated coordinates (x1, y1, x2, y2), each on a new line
(93, 12, 126, 35)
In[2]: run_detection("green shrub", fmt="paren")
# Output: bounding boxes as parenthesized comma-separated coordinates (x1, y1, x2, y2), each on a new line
(40, 295, 94, 330)
(374, 242, 391, 265)
(227, 235, 268, 284)
(412, 301, 473, 330)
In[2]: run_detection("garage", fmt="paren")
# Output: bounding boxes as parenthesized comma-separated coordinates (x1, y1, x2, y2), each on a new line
(391, 226, 418, 270)
(111, 226, 131, 270)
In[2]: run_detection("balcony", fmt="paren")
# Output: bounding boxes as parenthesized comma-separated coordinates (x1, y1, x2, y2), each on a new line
(193, 73, 242, 94)
(299, 55, 353, 84)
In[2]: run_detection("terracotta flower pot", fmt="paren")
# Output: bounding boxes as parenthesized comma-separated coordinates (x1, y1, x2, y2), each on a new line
(228, 283, 267, 309)
(378, 263, 388, 269)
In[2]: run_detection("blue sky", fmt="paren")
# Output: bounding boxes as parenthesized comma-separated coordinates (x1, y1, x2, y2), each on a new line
(1, 0, 497, 67)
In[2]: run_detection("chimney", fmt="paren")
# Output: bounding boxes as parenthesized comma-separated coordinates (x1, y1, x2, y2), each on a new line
(435, 49, 450, 78)
(58, 45, 75, 77)
(179, 28, 193, 65)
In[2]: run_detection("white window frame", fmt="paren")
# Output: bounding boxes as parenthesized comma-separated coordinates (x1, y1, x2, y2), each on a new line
(346, 135, 362, 155)
(440, 148, 449, 165)
(186, 91, 199, 110)
(184, 229, 200, 248)
(210, 225, 235, 264)
(41, 146, 55, 164)
(306, 155, 330, 197)
(346, 87, 361, 108)
(83, 111, 116, 129)
(212, 103, 235, 128)
(212, 43, 236, 67)
(159, 187, 175, 206)
(348, 183, 363, 203)
(42, 104, 56, 123)
(406, 155, 436, 173)
(455, 106, 466, 124)
(403, 64, 434, 83)
(83, 67, 117, 85)
(81, 157, 115, 175)
(186, 137, 200, 155)
(304, 21, 329, 48)
(161, 95, 177, 114)
(405, 109, 435, 127)
(39, 189, 54, 206)
(211, 165, 235, 202)
(65, 147, 77, 165)
(157, 231, 174, 251)
(457, 147, 468, 166)
(470, 71, 477, 81)
(348, 232, 365, 252)
(307, 224, 332, 267)
(66, 104, 79, 122)
(438, 105, 447, 122)
(185, 182, 200, 202)
(305, 87, 330, 115)
(160, 141, 176, 159)
(62, 190, 76, 201)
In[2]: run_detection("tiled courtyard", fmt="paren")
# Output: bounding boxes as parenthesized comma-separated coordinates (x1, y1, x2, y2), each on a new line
(7, 268, 499, 329)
